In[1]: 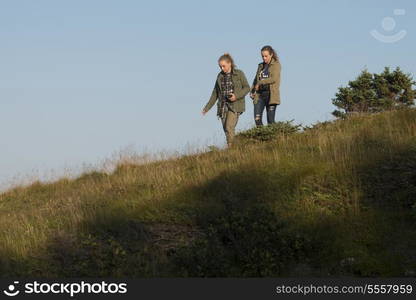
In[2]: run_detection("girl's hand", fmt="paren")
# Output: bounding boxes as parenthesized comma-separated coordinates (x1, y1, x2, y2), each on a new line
(228, 93, 237, 102)
(202, 110, 207, 116)
(255, 84, 260, 91)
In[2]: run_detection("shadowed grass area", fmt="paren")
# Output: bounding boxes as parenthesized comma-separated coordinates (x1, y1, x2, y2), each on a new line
(1, 108, 416, 277)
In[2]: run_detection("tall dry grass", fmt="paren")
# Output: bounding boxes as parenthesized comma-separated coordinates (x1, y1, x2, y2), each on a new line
(0, 108, 415, 277)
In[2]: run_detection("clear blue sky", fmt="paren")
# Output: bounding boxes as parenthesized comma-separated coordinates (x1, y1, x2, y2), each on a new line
(0, 0, 415, 188)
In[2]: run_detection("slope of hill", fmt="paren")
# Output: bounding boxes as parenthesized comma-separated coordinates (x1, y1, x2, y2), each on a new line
(1, 108, 416, 277)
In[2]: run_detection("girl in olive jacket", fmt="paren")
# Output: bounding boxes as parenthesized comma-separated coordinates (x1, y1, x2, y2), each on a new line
(250, 45, 281, 126)
(202, 53, 250, 147)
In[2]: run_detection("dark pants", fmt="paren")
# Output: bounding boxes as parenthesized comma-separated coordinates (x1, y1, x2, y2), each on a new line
(254, 94, 277, 126)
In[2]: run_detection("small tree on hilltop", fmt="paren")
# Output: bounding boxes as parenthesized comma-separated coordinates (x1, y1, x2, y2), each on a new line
(332, 67, 416, 118)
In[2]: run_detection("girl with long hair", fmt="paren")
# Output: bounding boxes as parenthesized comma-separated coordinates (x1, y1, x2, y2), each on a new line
(250, 45, 281, 126)
(202, 53, 250, 147)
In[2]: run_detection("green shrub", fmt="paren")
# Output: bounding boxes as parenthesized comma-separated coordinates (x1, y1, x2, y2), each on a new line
(236, 120, 302, 142)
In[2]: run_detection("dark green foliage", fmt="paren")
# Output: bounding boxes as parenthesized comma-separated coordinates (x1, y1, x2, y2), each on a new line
(358, 141, 416, 209)
(173, 205, 311, 277)
(46, 220, 169, 277)
(236, 120, 302, 142)
(332, 67, 416, 118)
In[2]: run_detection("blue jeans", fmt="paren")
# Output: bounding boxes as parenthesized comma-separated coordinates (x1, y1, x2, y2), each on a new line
(254, 94, 276, 126)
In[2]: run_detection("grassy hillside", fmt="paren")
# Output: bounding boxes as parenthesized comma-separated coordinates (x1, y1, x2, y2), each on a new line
(1, 108, 416, 277)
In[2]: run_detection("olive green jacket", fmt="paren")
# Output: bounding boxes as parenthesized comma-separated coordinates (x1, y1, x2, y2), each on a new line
(251, 59, 281, 105)
(203, 68, 250, 116)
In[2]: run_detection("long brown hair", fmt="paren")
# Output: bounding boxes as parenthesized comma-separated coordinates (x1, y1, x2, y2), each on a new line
(261, 45, 279, 62)
(218, 53, 236, 70)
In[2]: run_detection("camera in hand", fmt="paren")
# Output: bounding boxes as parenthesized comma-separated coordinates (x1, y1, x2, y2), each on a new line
(227, 89, 234, 100)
